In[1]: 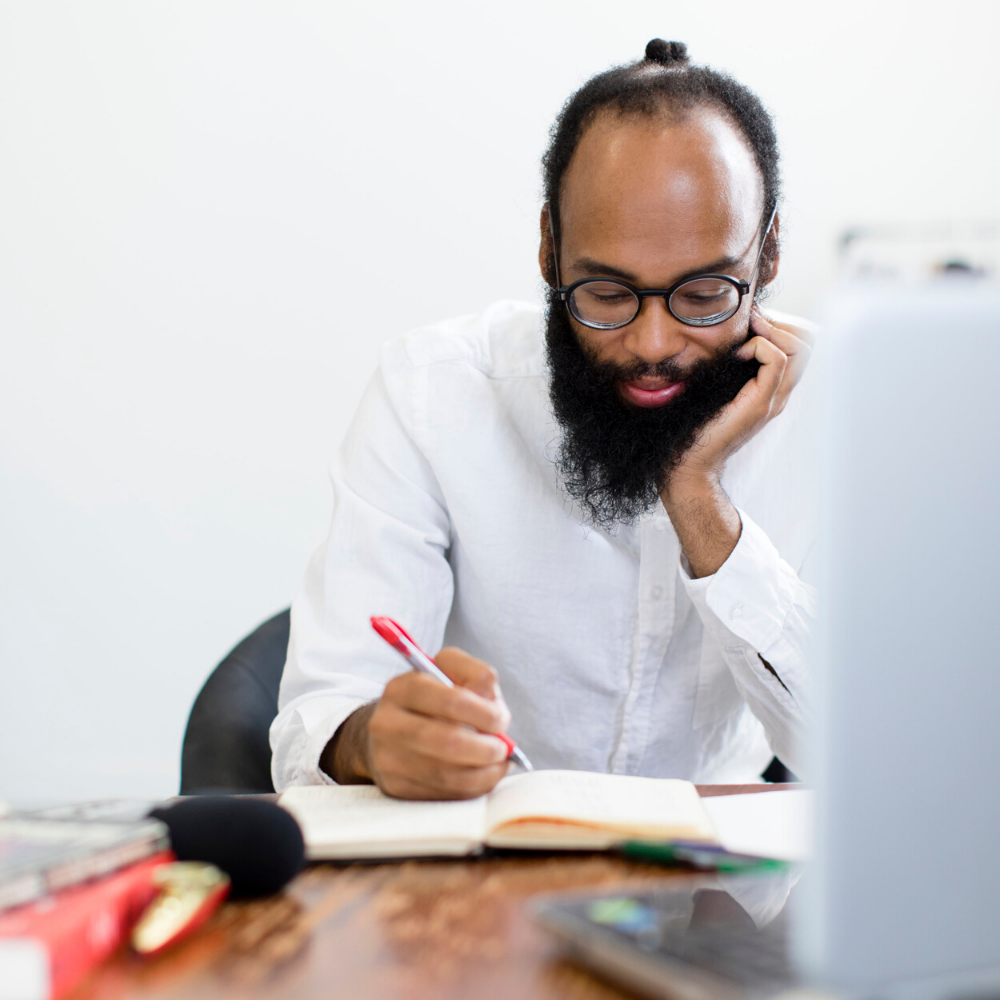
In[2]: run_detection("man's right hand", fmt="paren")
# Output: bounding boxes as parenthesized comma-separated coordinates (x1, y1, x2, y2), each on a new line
(319, 647, 512, 800)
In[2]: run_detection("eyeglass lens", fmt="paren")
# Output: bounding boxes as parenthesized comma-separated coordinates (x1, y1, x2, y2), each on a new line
(568, 278, 741, 329)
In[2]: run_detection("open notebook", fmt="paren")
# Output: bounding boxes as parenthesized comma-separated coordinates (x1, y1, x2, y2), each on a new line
(280, 770, 716, 860)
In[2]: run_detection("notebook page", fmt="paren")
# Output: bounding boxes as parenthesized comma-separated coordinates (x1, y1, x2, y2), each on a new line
(701, 790, 813, 862)
(484, 770, 715, 840)
(280, 785, 488, 860)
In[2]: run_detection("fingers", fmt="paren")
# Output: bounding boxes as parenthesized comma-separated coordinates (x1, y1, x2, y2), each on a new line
(371, 700, 509, 768)
(370, 760, 510, 801)
(366, 647, 514, 800)
(382, 672, 510, 739)
(738, 306, 819, 413)
(750, 308, 814, 386)
(367, 699, 509, 800)
(434, 647, 501, 700)
(748, 313, 805, 362)
(728, 335, 787, 427)
(737, 331, 787, 383)
(668, 307, 811, 481)
(753, 307, 817, 348)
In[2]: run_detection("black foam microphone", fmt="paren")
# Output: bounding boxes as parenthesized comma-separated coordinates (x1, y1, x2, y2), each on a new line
(149, 797, 305, 897)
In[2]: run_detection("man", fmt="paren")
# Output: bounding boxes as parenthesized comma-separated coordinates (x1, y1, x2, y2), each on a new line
(270, 39, 816, 798)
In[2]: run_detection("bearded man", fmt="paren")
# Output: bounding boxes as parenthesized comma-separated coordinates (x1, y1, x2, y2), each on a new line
(270, 40, 816, 798)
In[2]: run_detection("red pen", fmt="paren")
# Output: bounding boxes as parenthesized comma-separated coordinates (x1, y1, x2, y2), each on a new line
(370, 616, 534, 772)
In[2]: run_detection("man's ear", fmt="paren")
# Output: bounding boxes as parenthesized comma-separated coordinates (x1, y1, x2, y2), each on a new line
(760, 212, 780, 288)
(539, 203, 557, 288)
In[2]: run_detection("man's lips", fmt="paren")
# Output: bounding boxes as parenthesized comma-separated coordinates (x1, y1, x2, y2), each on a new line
(619, 380, 686, 408)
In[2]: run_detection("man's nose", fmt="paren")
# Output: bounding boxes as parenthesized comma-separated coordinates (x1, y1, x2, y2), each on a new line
(620, 295, 687, 365)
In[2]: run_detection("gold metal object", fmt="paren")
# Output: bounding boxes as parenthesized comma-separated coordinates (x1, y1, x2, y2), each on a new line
(131, 861, 231, 955)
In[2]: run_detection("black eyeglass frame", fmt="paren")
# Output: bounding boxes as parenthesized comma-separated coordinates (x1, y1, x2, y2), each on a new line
(552, 204, 778, 330)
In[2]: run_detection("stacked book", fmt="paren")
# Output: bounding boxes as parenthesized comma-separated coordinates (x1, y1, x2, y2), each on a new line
(0, 802, 171, 1000)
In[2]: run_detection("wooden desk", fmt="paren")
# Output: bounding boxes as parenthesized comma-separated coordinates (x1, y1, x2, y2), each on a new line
(71, 785, 793, 1000)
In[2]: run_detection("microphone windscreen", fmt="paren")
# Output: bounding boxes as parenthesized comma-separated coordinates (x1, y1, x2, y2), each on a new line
(149, 797, 305, 897)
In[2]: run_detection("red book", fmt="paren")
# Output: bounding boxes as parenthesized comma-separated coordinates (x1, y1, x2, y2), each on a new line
(0, 850, 173, 1000)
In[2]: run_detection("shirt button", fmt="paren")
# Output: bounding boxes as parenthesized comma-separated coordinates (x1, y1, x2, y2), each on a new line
(651, 585, 664, 600)
(730, 606, 743, 622)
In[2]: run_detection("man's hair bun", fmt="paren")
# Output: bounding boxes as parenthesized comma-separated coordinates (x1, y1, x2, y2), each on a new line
(644, 39, 688, 66)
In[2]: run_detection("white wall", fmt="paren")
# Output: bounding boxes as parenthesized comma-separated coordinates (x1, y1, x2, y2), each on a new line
(2, 1, 997, 802)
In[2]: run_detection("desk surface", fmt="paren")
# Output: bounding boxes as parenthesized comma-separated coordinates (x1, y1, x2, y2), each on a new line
(72, 784, 793, 1000)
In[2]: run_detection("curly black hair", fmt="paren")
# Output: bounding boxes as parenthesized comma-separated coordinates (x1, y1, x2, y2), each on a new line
(542, 39, 781, 279)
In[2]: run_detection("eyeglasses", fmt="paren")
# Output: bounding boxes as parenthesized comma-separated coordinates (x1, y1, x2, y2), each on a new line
(553, 205, 777, 330)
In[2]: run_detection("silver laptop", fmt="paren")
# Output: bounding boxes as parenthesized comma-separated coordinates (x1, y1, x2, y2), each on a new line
(534, 281, 1000, 1000)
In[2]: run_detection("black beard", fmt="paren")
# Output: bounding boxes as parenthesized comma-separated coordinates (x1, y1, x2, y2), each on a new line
(544, 291, 761, 529)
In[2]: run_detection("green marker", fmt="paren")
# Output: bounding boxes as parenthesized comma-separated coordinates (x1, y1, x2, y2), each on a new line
(621, 839, 789, 873)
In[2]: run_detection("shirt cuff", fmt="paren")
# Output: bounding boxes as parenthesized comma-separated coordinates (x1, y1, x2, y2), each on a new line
(270, 692, 376, 790)
(678, 508, 799, 654)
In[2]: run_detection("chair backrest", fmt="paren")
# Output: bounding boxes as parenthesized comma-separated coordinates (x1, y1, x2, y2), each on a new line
(180, 609, 290, 794)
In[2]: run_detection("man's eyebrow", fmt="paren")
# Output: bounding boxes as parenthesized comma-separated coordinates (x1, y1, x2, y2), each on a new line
(572, 257, 639, 281)
(570, 254, 745, 285)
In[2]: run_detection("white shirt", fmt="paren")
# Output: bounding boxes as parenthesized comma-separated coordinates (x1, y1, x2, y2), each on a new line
(271, 301, 817, 790)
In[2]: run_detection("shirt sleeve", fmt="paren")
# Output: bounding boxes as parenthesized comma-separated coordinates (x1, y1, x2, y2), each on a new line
(269, 347, 455, 790)
(679, 508, 816, 777)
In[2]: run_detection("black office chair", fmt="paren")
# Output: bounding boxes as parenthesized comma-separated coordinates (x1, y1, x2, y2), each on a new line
(179, 608, 797, 793)
(180, 609, 291, 794)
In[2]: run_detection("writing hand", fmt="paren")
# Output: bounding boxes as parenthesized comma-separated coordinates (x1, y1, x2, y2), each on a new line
(322, 648, 511, 800)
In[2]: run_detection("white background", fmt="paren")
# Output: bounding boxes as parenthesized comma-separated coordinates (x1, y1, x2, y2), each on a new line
(1, 1, 997, 803)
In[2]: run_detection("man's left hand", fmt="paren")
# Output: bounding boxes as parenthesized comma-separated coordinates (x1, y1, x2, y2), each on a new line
(672, 308, 813, 486)
(660, 309, 814, 578)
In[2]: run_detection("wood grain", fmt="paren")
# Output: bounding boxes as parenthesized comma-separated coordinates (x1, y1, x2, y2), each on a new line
(67, 784, 791, 1000)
